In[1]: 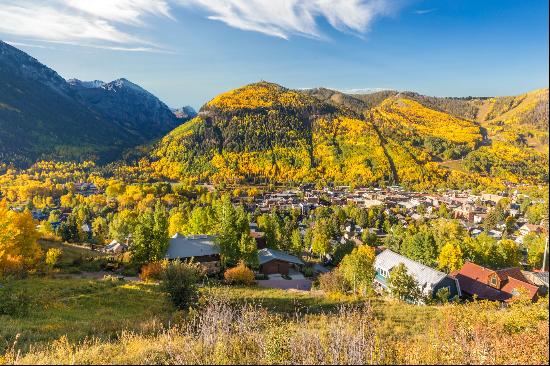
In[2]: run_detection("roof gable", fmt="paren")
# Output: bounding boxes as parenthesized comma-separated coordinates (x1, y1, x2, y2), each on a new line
(375, 249, 447, 289)
(166, 234, 219, 259)
(258, 248, 304, 266)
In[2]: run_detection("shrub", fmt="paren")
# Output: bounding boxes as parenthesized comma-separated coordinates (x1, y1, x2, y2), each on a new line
(160, 260, 203, 310)
(301, 264, 315, 277)
(255, 273, 268, 280)
(318, 269, 349, 294)
(120, 263, 140, 277)
(140, 261, 164, 281)
(224, 261, 255, 285)
(45, 248, 63, 269)
(0, 287, 31, 317)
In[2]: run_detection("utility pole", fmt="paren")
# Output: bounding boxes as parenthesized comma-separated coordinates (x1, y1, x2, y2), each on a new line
(543, 236, 549, 272)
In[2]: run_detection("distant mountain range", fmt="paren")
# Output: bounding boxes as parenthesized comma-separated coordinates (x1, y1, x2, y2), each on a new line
(171, 106, 197, 121)
(0, 41, 190, 165)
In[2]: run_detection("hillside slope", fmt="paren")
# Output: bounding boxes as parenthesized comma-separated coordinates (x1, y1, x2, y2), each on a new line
(69, 78, 181, 142)
(150, 82, 547, 189)
(0, 41, 185, 165)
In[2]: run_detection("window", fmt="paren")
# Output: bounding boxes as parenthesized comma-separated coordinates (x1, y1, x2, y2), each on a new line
(490, 276, 497, 287)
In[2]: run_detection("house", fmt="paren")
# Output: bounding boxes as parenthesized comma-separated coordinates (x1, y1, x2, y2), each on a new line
(165, 234, 220, 274)
(374, 249, 461, 301)
(487, 229, 503, 239)
(481, 193, 504, 204)
(450, 262, 539, 302)
(258, 248, 304, 275)
(519, 223, 545, 236)
(104, 240, 127, 253)
(522, 270, 549, 296)
(250, 231, 267, 249)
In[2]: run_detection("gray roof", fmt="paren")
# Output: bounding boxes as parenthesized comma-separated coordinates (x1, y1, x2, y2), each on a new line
(531, 271, 549, 286)
(165, 234, 219, 259)
(258, 248, 304, 266)
(375, 249, 447, 292)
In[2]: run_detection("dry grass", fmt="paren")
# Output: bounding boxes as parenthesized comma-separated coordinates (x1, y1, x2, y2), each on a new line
(1, 278, 548, 365)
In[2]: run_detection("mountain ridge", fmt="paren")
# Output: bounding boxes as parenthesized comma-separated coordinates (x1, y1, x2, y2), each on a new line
(0, 41, 189, 165)
(150, 81, 548, 189)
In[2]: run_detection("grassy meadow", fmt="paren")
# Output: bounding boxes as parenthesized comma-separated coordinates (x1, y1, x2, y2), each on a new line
(1, 275, 548, 364)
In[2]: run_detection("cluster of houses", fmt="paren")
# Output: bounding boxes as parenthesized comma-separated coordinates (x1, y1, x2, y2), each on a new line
(374, 249, 547, 303)
(163, 231, 548, 304)
(164, 232, 305, 276)
(235, 185, 545, 238)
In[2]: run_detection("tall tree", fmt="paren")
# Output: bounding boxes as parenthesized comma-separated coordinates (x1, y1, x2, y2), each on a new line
(388, 263, 421, 303)
(339, 245, 376, 295)
(130, 202, 169, 264)
(0, 202, 42, 277)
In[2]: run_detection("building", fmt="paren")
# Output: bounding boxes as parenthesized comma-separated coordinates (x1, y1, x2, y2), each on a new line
(519, 223, 545, 236)
(374, 249, 461, 301)
(258, 248, 304, 275)
(450, 262, 539, 302)
(481, 193, 504, 204)
(250, 231, 267, 249)
(522, 270, 549, 296)
(104, 240, 127, 253)
(165, 234, 220, 274)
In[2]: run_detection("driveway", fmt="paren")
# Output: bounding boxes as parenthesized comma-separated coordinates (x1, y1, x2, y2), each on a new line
(257, 278, 312, 291)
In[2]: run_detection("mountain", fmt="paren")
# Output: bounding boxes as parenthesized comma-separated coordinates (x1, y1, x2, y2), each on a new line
(69, 78, 181, 142)
(151, 82, 548, 189)
(172, 106, 197, 121)
(0, 41, 186, 165)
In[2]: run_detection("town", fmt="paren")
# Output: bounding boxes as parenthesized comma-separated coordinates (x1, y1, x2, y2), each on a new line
(8, 170, 547, 304)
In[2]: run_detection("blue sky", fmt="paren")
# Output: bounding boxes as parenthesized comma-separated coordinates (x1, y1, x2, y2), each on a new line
(1, 0, 548, 109)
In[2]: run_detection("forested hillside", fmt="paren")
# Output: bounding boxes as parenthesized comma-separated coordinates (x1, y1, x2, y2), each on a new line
(0, 41, 185, 166)
(150, 82, 548, 189)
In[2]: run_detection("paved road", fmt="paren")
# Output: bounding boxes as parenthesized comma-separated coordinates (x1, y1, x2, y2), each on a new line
(257, 279, 312, 291)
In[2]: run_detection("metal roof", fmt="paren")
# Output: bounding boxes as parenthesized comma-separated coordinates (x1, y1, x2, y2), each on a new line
(165, 234, 219, 259)
(375, 249, 447, 291)
(258, 248, 304, 266)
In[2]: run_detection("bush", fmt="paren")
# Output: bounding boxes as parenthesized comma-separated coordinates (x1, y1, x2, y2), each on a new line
(120, 263, 140, 277)
(79, 259, 102, 272)
(45, 248, 63, 269)
(255, 273, 268, 280)
(140, 261, 164, 281)
(0, 287, 31, 317)
(301, 265, 315, 278)
(224, 261, 256, 285)
(160, 260, 203, 310)
(318, 269, 349, 294)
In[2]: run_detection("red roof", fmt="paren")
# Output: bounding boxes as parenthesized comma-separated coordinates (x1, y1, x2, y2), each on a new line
(452, 262, 539, 302)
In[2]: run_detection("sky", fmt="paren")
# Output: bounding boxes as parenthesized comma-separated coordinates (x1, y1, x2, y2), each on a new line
(0, 0, 548, 109)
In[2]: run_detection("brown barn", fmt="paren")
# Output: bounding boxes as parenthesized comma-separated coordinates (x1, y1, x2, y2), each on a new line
(258, 248, 304, 275)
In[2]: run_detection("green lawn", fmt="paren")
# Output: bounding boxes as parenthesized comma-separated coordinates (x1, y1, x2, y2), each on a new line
(0, 278, 170, 353)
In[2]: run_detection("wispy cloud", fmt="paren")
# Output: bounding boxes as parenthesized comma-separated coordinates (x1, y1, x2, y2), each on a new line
(413, 8, 436, 15)
(0, 0, 402, 52)
(0, 0, 172, 52)
(4, 41, 52, 49)
(178, 0, 400, 39)
(337, 87, 395, 94)
(64, 0, 174, 25)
